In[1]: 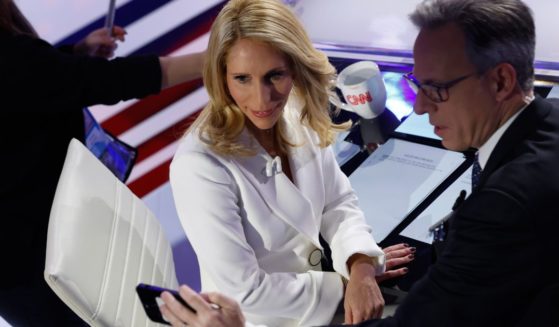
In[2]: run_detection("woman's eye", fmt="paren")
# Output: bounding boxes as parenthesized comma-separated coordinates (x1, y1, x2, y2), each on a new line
(270, 73, 283, 81)
(234, 75, 250, 84)
(268, 71, 287, 83)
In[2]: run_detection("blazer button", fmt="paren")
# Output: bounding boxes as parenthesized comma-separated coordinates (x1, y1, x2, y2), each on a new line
(308, 248, 323, 266)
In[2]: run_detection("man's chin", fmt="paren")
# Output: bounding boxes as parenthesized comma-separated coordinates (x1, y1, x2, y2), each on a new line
(442, 140, 467, 152)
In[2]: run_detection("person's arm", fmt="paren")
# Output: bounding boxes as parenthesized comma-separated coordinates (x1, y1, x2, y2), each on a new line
(159, 51, 205, 88)
(73, 26, 205, 87)
(319, 146, 386, 277)
(62, 25, 204, 87)
(318, 146, 414, 323)
(5, 31, 203, 111)
(5, 33, 162, 109)
(319, 145, 384, 323)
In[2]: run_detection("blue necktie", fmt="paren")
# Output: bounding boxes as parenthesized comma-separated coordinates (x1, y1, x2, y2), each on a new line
(472, 152, 482, 190)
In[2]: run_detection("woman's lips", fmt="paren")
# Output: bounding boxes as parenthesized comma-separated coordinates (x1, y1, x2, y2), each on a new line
(251, 105, 278, 118)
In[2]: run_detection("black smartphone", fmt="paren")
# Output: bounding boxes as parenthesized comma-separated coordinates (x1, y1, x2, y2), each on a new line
(136, 283, 196, 325)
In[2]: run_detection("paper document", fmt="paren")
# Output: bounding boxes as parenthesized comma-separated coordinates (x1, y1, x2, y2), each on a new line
(400, 168, 471, 243)
(349, 138, 465, 242)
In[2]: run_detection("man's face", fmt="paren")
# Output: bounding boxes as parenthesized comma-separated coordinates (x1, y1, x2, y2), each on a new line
(412, 23, 498, 151)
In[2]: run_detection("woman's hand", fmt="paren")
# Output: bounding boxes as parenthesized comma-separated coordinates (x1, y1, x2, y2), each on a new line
(376, 243, 415, 283)
(74, 26, 127, 59)
(344, 254, 385, 324)
(159, 285, 245, 327)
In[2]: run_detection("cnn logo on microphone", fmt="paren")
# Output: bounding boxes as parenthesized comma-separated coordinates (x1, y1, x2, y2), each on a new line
(346, 91, 373, 105)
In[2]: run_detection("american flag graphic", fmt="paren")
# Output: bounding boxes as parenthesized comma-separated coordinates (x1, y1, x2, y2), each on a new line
(71, 0, 224, 199)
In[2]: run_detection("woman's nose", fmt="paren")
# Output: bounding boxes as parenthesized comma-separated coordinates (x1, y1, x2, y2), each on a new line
(253, 83, 273, 110)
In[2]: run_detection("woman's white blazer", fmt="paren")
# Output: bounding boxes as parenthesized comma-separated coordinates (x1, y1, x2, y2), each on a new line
(170, 103, 385, 327)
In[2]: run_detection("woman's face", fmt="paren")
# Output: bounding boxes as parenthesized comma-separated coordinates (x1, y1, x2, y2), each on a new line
(225, 38, 293, 131)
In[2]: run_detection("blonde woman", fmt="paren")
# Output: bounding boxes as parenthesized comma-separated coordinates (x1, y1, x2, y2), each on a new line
(169, 0, 414, 326)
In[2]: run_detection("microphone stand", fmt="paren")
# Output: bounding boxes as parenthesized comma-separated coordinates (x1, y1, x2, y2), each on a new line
(358, 107, 401, 153)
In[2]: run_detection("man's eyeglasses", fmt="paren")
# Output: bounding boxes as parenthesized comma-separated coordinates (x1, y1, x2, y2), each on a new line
(403, 72, 475, 103)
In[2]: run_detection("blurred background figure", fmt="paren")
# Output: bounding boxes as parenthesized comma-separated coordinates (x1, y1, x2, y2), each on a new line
(0, 0, 203, 325)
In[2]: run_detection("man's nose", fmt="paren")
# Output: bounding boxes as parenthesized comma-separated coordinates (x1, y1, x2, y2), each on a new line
(413, 91, 434, 116)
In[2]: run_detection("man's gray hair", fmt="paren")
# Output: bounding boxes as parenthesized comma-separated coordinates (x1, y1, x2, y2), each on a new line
(410, 0, 535, 91)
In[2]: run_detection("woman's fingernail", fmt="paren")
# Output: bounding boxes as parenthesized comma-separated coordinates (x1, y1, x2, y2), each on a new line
(403, 267, 409, 273)
(408, 254, 415, 260)
(404, 243, 410, 247)
(410, 247, 416, 253)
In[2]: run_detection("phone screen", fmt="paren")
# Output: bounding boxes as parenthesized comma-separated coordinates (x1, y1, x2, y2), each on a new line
(136, 283, 195, 325)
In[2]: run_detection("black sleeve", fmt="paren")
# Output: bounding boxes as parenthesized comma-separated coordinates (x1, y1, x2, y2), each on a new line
(56, 44, 75, 54)
(1, 33, 162, 112)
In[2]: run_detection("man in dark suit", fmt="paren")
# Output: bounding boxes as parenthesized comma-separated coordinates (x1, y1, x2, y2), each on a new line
(350, 0, 559, 326)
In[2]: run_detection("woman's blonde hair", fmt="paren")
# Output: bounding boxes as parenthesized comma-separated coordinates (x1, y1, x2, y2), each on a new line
(194, 0, 348, 156)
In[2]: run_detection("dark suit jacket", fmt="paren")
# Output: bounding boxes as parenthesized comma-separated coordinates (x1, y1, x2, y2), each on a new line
(0, 30, 161, 325)
(356, 97, 559, 327)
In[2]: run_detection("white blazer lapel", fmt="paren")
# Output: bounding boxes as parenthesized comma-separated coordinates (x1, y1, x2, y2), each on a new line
(233, 129, 321, 248)
(288, 135, 325, 234)
(282, 103, 326, 241)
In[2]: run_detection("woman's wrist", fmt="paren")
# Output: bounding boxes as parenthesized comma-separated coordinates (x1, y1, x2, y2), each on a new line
(347, 253, 378, 275)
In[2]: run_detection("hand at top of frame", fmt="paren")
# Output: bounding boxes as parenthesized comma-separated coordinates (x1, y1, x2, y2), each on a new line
(74, 26, 126, 59)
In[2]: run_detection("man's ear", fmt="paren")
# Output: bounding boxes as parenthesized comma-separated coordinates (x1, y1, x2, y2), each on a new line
(490, 63, 518, 102)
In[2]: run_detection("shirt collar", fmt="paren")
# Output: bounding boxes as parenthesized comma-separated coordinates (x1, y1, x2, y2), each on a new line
(477, 96, 534, 169)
